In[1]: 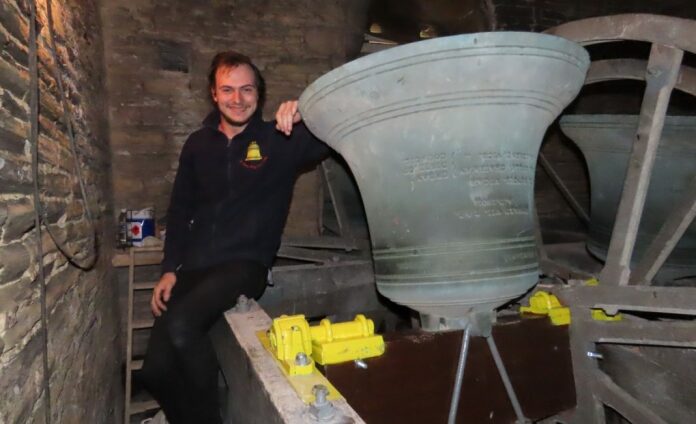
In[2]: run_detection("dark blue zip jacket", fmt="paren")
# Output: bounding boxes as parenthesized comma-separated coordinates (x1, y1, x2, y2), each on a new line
(161, 111, 328, 274)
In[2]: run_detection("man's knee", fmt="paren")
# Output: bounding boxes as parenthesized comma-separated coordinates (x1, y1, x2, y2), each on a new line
(165, 314, 201, 350)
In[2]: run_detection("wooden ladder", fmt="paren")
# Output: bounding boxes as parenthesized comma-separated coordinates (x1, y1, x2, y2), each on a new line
(113, 246, 164, 423)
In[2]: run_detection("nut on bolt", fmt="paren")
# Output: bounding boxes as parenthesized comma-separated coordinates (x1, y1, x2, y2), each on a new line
(309, 384, 336, 422)
(234, 294, 250, 312)
(295, 352, 310, 366)
(313, 384, 329, 405)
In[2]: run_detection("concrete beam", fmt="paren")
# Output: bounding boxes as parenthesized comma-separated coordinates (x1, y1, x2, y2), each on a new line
(211, 301, 365, 424)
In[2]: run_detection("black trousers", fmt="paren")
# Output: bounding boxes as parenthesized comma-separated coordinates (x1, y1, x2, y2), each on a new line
(139, 259, 267, 424)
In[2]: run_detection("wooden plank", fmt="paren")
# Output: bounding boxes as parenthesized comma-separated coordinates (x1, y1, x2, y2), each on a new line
(275, 245, 351, 264)
(585, 59, 696, 97)
(132, 318, 155, 330)
(599, 44, 683, 286)
(125, 249, 135, 424)
(322, 316, 575, 423)
(112, 250, 163, 267)
(553, 284, 696, 316)
(134, 281, 157, 290)
(586, 319, 696, 348)
(130, 400, 160, 415)
(563, 309, 605, 423)
(120, 247, 161, 423)
(630, 177, 696, 285)
(600, 344, 696, 424)
(595, 371, 668, 424)
(545, 14, 696, 52)
(281, 235, 363, 251)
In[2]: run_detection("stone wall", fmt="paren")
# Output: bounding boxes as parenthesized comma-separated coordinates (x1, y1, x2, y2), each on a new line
(102, 0, 369, 236)
(0, 0, 119, 423)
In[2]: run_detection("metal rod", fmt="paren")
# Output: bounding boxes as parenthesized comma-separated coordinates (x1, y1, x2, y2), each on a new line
(447, 325, 471, 424)
(538, 153, 590, 225)
(487, 335, 528, 423)
(533, 208, 548, 261)
(321, 161, 347, 237)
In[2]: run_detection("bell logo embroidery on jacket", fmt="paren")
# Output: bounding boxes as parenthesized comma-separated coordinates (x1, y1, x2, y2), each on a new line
(245, 141, 262, 161)
(241, 140, 267, 169)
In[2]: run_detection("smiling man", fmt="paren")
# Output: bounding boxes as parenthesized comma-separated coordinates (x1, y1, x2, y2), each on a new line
(139, 51, 328, 424)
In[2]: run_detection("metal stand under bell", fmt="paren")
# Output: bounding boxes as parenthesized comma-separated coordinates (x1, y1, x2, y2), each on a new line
(487, 335, 530, 424)
(444, 314, 530, 424)
(447, 325, 471, 424)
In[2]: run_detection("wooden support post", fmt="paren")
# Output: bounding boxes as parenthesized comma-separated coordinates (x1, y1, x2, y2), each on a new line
(600, 44, 683, 286)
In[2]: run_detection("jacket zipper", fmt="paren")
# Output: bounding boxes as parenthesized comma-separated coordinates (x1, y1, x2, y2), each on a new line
(213, 136, 233, 250)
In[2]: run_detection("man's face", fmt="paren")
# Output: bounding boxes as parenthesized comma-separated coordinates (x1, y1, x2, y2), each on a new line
(211, 64, 259, 127)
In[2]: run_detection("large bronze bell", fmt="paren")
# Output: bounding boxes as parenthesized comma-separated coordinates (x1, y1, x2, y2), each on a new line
(300, 33, 589, 329)
(560, 114, 696, 282)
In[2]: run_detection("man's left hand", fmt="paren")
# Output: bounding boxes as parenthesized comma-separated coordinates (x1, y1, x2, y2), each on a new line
(275, 100, 302, 136)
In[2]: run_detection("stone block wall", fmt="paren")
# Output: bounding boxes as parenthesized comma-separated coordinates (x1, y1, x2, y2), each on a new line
(102, 0, 369, 236)
(0, 0, 119, 422)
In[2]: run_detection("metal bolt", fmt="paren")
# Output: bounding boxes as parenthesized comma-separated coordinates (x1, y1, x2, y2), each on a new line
(313, 384, 329, 405)
(234, 295, 250, 312)
(354, 359, 368, 369)
(309, 384, 336, 422)
(587, 351, 603, 359)
(647, 67, 661, 77)
(295, 352, 310, 366)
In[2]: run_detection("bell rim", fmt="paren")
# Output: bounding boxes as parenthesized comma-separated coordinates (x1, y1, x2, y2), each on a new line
(301, 31, 590, 106)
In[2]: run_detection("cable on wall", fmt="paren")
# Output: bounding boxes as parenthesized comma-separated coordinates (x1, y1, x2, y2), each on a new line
(30, 0, 100, 272)
(27, 1, 52, 422)
(27, 0, 104, 421)
(42, 0, 99, 271)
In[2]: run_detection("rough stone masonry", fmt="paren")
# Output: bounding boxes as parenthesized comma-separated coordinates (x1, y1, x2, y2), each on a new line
(103, 0, 369, 237)
(2, 1, 371, 422)
(0, 0, 119, 423)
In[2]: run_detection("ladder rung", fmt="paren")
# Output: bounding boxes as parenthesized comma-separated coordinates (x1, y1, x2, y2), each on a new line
(112, 251, 163, 267)
(129, 399, 159, 415)
(134, 281, 157, 290)
(132, 319, 154, 330)
(131, 359, 144, 370)
(133, 246, 164, 252)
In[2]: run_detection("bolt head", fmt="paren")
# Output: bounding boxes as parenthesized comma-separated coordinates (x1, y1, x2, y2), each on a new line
(295, 352, 310, 366)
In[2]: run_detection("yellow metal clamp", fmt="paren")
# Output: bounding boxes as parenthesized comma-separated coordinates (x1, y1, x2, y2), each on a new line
(583, 278, 623, 321)
(310, 314, 374, 343)
(267, 314, 385, 369)
(520, 291, 571, 326)
(264, 313, 386, 404)
(520, 282, 622, 325)
(309, 314, 385, 365)
(268, 315, 314, 376)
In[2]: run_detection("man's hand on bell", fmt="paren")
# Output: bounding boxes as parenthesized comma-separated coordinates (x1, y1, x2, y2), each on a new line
(275, 100, 302, 136)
